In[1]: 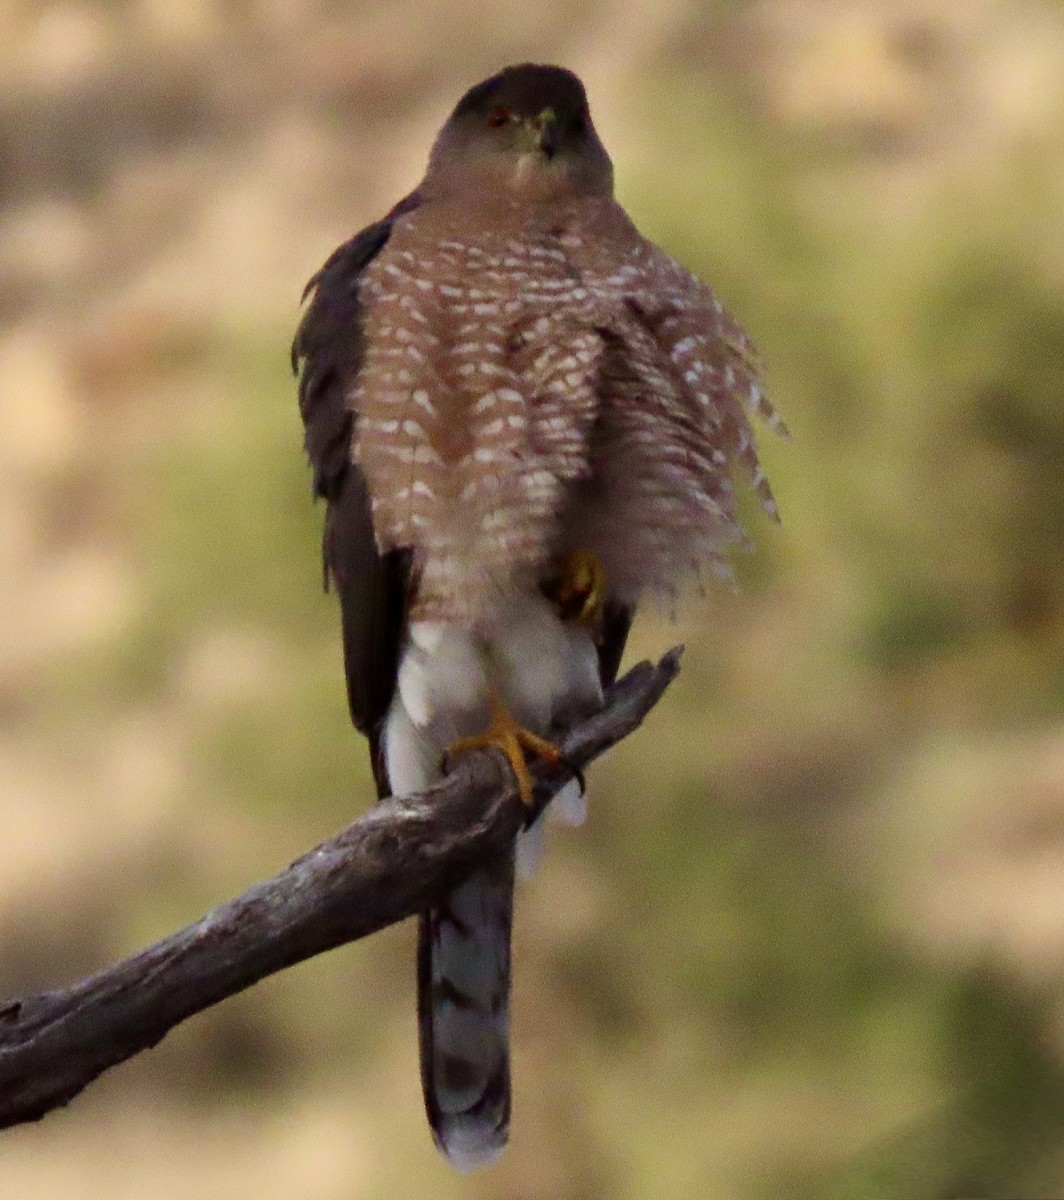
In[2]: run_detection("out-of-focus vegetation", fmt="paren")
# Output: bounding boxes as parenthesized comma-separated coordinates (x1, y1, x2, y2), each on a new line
(1, 2, 1062, 1197)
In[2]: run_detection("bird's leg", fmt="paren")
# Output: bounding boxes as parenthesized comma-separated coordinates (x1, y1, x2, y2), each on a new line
(545, 548, 606, 625)
(444, 692, 563, 807)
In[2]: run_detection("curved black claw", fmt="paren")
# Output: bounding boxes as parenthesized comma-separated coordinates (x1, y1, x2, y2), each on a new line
(525, 753, 586, 828)
(559, 754, 586, 797)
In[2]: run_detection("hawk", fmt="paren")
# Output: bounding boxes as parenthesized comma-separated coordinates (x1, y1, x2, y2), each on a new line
(292, 63, 781, 1171)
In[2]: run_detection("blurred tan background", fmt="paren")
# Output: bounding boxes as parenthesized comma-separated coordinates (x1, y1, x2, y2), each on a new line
(1, 1, 1063, 1197)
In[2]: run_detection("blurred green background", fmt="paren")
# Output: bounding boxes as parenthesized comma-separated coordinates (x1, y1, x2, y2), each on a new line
(1, 1, 1063, 1197)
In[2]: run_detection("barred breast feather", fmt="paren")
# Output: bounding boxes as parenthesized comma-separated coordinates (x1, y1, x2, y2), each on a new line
(350, 194, 781, 622)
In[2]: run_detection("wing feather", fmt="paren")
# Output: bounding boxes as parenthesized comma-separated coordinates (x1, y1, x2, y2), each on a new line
(293, 193, 420, 793)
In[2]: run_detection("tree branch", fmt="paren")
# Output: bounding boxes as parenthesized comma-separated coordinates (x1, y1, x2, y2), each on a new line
(0, 647, 681, 1130)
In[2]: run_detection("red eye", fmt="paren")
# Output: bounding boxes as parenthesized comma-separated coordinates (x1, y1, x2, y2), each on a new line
(488, 105, 511, 128)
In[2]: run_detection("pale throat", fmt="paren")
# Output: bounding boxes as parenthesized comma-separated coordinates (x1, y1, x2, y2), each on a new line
(512, 152, 552, 191)
(506, 154, 597, 203)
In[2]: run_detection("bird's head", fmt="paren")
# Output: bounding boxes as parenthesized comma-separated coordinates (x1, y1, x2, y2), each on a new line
(424, 64, 614, 202)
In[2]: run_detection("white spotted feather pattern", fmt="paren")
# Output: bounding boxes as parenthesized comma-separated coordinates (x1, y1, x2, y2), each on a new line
(351, 194, 780, 622)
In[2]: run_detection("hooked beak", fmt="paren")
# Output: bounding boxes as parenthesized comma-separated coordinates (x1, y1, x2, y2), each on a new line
(519, 108, 559, 159)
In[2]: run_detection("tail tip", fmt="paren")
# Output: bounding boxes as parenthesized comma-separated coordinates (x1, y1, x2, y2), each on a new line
(434, 1119, 508, 1173)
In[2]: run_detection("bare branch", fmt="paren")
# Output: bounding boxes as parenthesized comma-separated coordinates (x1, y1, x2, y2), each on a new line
(0, 648, 681, 1129)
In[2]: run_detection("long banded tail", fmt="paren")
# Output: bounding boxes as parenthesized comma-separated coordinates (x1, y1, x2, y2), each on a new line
(417, 849, 515, 1171)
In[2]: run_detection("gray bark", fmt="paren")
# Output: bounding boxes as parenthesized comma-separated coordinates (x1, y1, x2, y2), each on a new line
(0, 648, 681, 1129)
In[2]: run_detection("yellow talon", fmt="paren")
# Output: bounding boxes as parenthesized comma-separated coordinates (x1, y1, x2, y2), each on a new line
(444, 693, 562, 806)
(549, 547, 606, 625)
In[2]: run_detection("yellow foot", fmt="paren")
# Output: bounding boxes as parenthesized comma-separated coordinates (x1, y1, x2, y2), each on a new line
(444, 694, 561, 806)
(546, 548, 606, 625)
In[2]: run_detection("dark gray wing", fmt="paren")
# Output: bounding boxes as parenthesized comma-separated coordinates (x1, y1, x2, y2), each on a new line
(292, 193, 419, 797)
(597, 599, 633, 688)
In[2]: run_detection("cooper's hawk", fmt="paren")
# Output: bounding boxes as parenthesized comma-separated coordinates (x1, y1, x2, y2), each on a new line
(292, 64, 781, 1170)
